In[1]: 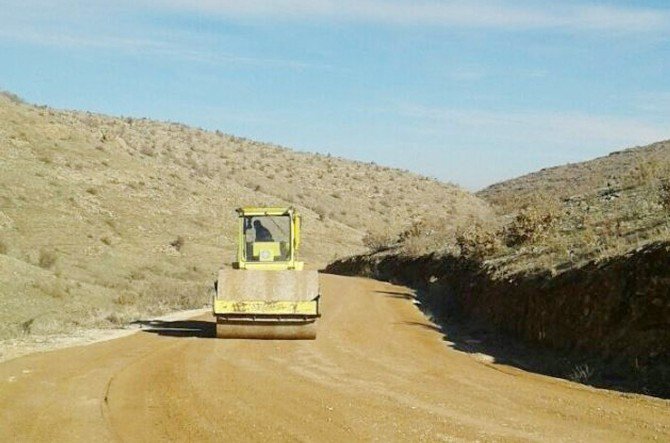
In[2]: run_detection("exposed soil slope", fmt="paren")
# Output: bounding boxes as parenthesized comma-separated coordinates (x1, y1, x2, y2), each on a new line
(1, 275, 668, 442)
(0, 91, 491, 340)
(327, 242, 670, 397)
(326, 141, 670, 397)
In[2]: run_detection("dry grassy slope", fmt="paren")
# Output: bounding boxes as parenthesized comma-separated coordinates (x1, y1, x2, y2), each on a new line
(478, 140, 670, 208)
(475, 140, 670, 274)
(0, 92, 489, 339)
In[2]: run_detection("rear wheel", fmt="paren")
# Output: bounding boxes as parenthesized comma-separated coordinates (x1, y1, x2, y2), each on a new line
(215, 318, 317, 340)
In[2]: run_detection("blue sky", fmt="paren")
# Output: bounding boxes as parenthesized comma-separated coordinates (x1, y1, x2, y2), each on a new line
(1, 1, 669, 189)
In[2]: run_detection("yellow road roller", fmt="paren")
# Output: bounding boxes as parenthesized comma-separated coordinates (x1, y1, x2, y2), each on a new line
(213, 207, 320, 339)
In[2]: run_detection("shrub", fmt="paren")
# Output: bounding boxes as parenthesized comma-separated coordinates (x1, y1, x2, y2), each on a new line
(114, 291, 138, 306)
(106, 312, 125, 325)
(659, 181, 670, 210)
(39, 154, 53, 164)
(1, 90, 25, 104)
(626, 158, 670, 188)
(456, 225, 503, 260)
(38, 249, 57, 269)
(568, 363, 595, 383)
(506, 206, 556, 247)
(314, 207, 327, 222)
(398, 220, 425, 242)
(170, 236, 185, 252)
(140, 146, 156, 157)
(362, 230, 396, 253)
(0, 239, 7, 255)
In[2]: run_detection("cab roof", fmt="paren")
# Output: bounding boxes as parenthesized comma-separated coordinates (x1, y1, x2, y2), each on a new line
(236, 207, 293, 217)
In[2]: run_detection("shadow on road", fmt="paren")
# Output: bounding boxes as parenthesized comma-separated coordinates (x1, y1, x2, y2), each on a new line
(398, 311, 664, 397)
(399, 321, 443, 333)
(132, 320, 215, 338)
(371, 288, 668, 398)
(374, 290, 415, 300)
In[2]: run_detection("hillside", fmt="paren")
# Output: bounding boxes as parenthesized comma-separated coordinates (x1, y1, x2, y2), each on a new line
(478, 140, 670, 274)
(0, 91, 491, 340)
(479, 140, 670, 207)
(359, 139, 670, 275)
(327, 140, 670, 396)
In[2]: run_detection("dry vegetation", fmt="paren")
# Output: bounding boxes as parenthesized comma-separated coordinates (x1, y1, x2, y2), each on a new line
(365, 139, 670, 277)
(8, 84, 662, 343)
(0, 91, 489, 340)
(478, 141, 670, 274)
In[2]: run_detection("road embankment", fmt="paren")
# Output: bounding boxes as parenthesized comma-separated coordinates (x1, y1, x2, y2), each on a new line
(325, 241, 670, 397)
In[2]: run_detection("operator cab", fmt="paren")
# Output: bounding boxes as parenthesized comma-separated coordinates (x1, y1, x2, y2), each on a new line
(242, 214, 291, 262)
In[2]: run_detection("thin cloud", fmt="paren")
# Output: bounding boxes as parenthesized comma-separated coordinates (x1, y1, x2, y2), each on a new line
(156, 0, 670, 33)
(399, 104, 670, 150)
(0, 28, 166, 51)
(0, 25, 328, 70)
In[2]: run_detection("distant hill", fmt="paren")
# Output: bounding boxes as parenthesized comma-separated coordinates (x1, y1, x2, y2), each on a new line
(0, 91, 491, 339)
(475, 140, 670, 274)
(478, 140, 670, 209)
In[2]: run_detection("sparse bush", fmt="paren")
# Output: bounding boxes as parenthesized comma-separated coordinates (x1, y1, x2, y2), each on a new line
(86, 187, 98, 195)
(38, 154, 53, 164)
(106, 312, 125, 325)
(314, 207, 327, 222)
(398, 218, 453, 256)
(140, 146, 156, 157)
(170, 236, 185, 252)
(398, 220, 425, 242)
(0, 239, 7, 255)
(456, 225, 503, 260)
(505, 206, 556, 247)
(625, 157, 670, 189)
(362, 230, 396, 253)
(659, 181, 670, 210)
(38, 249, 57, 269)
(114, 291, 138, 306)
(568, 363, 595, 383)
(1, 90, 25, 104)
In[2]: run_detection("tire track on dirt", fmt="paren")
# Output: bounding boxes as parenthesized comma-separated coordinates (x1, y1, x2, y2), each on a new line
(1, 275, 668, 441)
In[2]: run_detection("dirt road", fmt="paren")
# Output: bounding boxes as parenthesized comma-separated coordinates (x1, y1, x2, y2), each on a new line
(1, 275, 668, 441)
